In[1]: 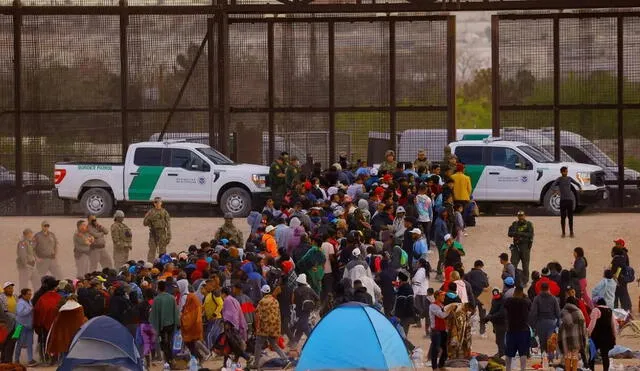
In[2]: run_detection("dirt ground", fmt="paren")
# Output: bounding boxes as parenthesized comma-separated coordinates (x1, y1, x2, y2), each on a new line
(2, 213, 640, 370)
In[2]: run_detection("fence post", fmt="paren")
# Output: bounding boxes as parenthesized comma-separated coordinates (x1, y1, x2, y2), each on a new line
(447, 15, 456, 144)
(207, 16, 216, 149)
(328, 21, 335, 165)
(267, 20, 274, 164)
(553, 15, 560, 162)
(217, 9, 230, 156)
(491, 15, 500, 138)
(13, 0, 23, 214)
(120, 0, 128, 160)
(617, 16, 625, 207)
(389, 19, 397, 153)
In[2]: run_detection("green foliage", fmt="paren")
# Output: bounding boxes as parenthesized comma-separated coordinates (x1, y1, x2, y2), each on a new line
(625, 156, 640, 173)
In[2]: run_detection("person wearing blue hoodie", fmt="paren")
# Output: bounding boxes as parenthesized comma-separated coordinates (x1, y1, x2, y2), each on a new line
(14, 288, 36, 366)
(241, 261, 267, 305)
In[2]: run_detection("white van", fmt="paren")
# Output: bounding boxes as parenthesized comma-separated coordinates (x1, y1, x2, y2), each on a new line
(538, 128, 640, 198)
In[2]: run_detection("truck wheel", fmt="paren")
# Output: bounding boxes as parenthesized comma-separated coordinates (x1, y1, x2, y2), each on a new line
(80, 188, 114, 217)
(543, 188, 575, 216)
(220, 187, 251, 217)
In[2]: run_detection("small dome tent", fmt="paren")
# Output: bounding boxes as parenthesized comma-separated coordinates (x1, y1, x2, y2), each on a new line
(296, 302, 413, 371)
(59, 315, 143, 371)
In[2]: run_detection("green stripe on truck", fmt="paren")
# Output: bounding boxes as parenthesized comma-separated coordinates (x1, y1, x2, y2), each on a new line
(465, 164, 485, 193)
(128, 166, 164, 201)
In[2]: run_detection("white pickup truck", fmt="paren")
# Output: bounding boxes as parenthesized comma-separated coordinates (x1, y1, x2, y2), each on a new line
(54, 141, 271, 217)
(449, 139, 609, 215)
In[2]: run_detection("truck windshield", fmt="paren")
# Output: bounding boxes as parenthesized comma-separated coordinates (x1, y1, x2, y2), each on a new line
(517, 145, 554, 163)
(196, 147, 234, 165)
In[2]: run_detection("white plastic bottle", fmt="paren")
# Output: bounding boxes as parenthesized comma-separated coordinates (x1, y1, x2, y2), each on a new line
(163, 362, 171, 371)
(469, 356, 479, 371)
(189, 355, 199, 371)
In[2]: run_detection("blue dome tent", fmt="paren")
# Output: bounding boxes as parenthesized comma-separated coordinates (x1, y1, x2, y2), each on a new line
(59, 315, 143, 371)
(296, 302, 413, 371)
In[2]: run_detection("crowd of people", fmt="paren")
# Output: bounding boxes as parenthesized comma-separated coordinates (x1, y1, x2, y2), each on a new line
(1, 147, 634, 371)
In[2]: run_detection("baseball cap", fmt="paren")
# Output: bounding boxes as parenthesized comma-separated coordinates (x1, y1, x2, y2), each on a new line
(517, 210, 525, 216)
(444, 233, 452, 241)
(95, 275, 107, 282)
(370, 168, 379, 176)
(2, 282, 14, 289)
(614, 238, 626, 247)
(504, 276, 515, 286)
(41, 220, 50, 227)
(352, 248, 361, 257)
(410, 228, 422, 235)
(396, 206, 406, 214)
(260, 284, 271, 294)
(265, 225, 276, 233)
(224, 213, 233, 219)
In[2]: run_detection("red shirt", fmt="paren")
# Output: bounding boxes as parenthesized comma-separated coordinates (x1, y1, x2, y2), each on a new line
(535, 277, 561, 297)
(432, 303, 447, 331)
(34, 291, 62, 331)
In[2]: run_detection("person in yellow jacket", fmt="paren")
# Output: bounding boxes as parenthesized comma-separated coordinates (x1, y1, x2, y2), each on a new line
(450, 163, 472, 208)
(204, 290, 223, 321)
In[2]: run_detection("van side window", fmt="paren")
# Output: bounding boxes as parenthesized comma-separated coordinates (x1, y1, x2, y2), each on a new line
(489, 147, 530, 170)
(455, 146, 483, 165)
(133, 148, 164, 166)
(561, 146, 595, 165)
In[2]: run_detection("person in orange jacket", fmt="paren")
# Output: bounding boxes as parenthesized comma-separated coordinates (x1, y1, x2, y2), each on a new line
(262, 225, 279, 258)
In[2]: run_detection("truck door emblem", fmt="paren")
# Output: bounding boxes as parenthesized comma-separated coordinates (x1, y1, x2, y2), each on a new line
(198, 177, 206, 185)
(521, 176, 528, 183)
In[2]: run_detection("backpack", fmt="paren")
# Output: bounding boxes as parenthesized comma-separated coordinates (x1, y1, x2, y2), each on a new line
(400, 249, 408, 267)
(621, 266, 636, 284)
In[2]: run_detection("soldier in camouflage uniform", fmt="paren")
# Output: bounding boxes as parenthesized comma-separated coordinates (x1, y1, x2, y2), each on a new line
(144, 197, 171, 262)
(215, 213, 244, 246)
(111, 210, 133, 269)
(16, 228, 38, 290)
(413, 150, 431, 173)
(378, 150, 397, 173)
(88, 215, 113, 271)
(286, 156, 302, 188)
(269, 152, 288, 208)
(74, 220, 94, 278)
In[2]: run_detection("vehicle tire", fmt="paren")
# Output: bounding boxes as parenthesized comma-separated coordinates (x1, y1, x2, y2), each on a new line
(543, 188, 575, 216)
(80, 188, 114, 217)
(220, 187, 251, 217)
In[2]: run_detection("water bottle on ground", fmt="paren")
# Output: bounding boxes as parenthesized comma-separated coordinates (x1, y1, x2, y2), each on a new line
(163, 362, 171, 371)
(470, 356, 479, 371)
(189, 355, 198, 371)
